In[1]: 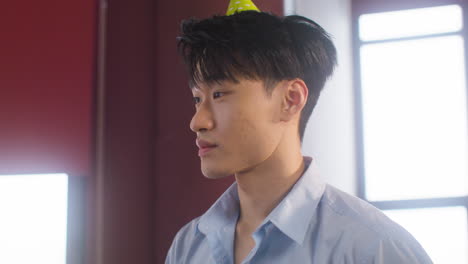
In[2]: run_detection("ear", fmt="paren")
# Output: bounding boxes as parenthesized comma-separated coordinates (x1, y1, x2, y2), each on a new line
(280, 79, 308, 122)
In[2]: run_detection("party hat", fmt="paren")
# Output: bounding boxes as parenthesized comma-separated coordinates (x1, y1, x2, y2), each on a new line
(226, 0, 260, 15)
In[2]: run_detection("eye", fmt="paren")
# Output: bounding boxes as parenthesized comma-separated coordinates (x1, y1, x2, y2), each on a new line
(193, 97, 201, 105)
(213, 91, 224, 99)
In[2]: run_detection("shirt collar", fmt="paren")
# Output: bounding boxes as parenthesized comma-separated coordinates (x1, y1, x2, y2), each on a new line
(266, 156, 326, 245)
(198, 182, 239, 236)
(198, 156, 326, 245)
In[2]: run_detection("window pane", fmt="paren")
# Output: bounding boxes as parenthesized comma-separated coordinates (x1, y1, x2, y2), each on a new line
(384, 207, 468, 264)
(359, 5, 462, 41)
(360, 36, 468, 200)
(0, 174, 68, 264)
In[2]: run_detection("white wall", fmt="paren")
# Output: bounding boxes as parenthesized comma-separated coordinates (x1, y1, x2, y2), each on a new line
(290, 0, 357, 195)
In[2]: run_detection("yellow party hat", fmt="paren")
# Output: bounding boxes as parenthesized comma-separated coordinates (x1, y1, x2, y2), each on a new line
(226, 0, 260, 15)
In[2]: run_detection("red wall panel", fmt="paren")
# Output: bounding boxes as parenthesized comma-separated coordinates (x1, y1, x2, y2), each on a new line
(154, 1, 283, 262)
(0, 0, 96, 176)
(97, 0, 156, 263)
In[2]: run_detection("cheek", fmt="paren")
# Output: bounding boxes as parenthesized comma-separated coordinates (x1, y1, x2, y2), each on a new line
(214, 98, 281, 154)
(228, 108, 279, 157)
(217, 105, 258, 140)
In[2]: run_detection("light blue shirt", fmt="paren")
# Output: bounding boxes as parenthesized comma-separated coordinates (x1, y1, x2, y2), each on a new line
(166, 157, 432, 264)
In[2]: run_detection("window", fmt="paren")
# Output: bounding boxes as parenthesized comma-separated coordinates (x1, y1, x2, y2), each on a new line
(0, 174, 68, 264)
(354, 2, 468, 263)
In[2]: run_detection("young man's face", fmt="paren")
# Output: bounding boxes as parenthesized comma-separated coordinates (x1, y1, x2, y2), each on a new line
(190, 78, 286, 179)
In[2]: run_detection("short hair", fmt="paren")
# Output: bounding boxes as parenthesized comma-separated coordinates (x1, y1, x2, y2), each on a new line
(177, 11, 337, 142)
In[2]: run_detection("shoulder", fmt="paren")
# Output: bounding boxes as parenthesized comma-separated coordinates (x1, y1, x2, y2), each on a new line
(175, 216, 202, 241)
(320, 184, 404, 237)
(316, 185, 432, 263)
(165, 217, 203, 264)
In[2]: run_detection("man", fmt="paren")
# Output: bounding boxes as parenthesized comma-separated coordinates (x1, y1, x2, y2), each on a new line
(166, 1, 433, 263)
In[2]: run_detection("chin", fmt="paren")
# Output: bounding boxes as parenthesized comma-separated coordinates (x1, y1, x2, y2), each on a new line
(201, 166, 232, 179)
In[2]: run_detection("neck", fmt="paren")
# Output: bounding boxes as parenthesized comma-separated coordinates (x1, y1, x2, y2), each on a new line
(234, 136, 305, 232)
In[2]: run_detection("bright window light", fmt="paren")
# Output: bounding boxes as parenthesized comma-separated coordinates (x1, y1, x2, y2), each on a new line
(360, 36, 468, 201)
(359, 5, 463, 41)
(0, 174, 68, 264)
(384, 207, 468, 264)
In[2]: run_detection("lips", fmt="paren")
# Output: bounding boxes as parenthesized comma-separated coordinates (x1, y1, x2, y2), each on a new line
(196, 139, 217, 149)
(196, 139, 218, 157)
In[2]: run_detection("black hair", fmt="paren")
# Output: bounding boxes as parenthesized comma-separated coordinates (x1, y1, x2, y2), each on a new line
(177, 11, 337, 142)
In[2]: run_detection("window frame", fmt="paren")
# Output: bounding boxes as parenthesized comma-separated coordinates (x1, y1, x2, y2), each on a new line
(66, 175, 88, 264)
(351, 0, 468, 219)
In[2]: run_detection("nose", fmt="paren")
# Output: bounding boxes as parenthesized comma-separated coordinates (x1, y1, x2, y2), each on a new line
(190, 104, 215, 133)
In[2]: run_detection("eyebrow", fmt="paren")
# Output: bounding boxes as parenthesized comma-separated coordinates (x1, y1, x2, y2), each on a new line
(190, 82, 219, 92)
